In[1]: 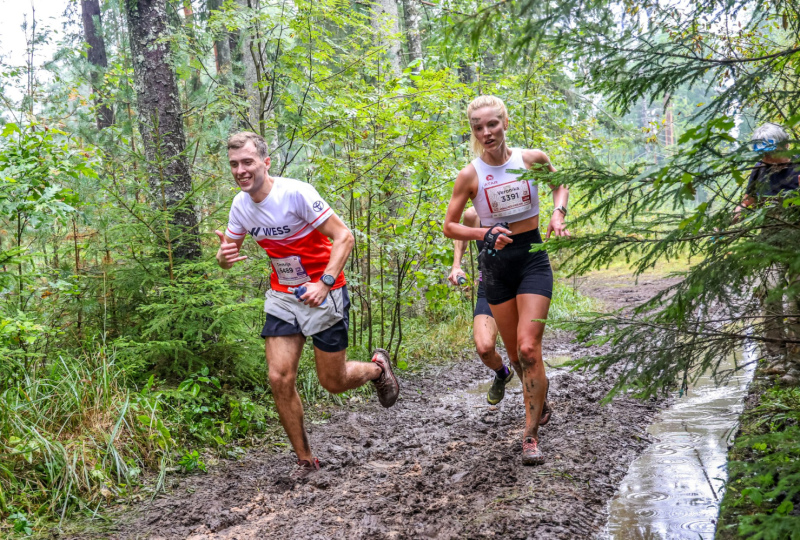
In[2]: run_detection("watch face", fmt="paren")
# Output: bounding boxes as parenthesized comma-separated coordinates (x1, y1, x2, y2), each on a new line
(322, 274, 335, 286)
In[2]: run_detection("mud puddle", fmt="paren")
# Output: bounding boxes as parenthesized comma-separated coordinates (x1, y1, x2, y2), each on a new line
(605, 347, 756, 539)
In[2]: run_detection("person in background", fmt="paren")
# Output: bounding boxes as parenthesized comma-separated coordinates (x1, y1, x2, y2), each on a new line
(735, 122, 800, 383)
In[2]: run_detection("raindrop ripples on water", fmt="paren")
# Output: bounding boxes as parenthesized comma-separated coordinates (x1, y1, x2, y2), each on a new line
(605, 350, 755, 539)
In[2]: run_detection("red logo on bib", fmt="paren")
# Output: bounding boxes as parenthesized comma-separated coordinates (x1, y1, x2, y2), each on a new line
(486, 175, 494, 181)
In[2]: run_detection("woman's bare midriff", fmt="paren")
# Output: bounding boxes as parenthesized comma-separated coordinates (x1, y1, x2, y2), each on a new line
(505, 214, 540, 236)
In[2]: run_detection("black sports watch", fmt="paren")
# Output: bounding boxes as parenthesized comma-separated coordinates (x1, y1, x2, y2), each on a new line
(320, 273, 336, 287)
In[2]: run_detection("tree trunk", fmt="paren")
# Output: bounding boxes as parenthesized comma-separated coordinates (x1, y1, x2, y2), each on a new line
(80, 0, 114, 129)
(371, 0, 403, 77)
(400, 0, 422, 73)
(125, 0, 201, 261)
(208, 0, 232, 81)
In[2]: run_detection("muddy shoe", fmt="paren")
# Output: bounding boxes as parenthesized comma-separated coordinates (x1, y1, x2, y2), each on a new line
(291, 458, 320, 480)
(371, 348, 400, 408)
(540, 377, 552, 426)
(487, 369, 515, 405)
(522, 437, 545, 466)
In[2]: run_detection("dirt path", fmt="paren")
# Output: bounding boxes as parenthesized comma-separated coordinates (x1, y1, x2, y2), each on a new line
(86, 273, 679, 539)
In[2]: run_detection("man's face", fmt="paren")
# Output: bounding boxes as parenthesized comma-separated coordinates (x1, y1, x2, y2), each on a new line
(228, 141, 270, 195)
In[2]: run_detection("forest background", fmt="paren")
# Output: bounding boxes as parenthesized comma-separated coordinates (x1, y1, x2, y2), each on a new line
(0, 0, 797, 536)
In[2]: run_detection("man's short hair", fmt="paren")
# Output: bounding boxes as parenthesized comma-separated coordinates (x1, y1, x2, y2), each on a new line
(751, 123, 789, 151)
(228, 132, 269, 160)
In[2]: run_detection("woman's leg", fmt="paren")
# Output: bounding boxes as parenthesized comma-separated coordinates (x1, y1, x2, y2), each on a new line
(487, 297, 520, 374)
(514, 294, 551, 441)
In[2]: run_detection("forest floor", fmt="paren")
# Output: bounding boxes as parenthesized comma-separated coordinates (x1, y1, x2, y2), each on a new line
(66, 270, 681, 540)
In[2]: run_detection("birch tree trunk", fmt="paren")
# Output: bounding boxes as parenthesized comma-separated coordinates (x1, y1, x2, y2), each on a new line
(371, 0, 403, 77)
(400, 0, 422, 73)
(80, 0, 113, 129)
(125, 0, 201, 261)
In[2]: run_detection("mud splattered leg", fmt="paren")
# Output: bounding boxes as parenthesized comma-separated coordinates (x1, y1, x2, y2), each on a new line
(473, 314, 503, 371)
(516, 293, 550, 440)
(266, 334, 313, 462)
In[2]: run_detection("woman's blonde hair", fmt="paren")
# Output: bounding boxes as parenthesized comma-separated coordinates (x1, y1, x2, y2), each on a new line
(466, 95, 509, 156)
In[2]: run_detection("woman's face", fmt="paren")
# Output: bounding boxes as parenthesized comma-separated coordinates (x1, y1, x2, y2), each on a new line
(470, 106, 508, 151)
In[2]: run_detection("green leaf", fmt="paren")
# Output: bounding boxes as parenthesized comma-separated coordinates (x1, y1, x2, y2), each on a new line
(776, 500, 793, 515)
(742, 487, 763, 505)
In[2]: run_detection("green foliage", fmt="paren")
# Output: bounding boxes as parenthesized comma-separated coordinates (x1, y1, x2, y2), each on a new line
(717, 386, 800, 539)
(0, 347, 171, 522)
(115, 260, 266, 384)
(177, 450, 207, 474)
(161, 367, 272, 449)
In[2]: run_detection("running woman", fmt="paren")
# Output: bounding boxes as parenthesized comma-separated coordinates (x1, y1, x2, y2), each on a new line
(443, 96, 569, 465)
(216, 132, 400, 478)
(449, 207, 554, 414)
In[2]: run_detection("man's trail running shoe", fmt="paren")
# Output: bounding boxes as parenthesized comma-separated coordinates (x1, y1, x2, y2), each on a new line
(291, 458, 320, 480)
(540, 377, 552, 426)
(522, 437, 545, 466)
(487, 369, 515, 405)
(371, 348, 400, 407)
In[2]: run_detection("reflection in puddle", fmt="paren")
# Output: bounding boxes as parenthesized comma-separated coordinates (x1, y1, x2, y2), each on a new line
(605, 348, 755, 539)
(466, 376, 521, 397)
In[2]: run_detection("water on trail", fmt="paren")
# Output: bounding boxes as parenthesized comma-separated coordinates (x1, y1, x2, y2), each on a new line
(605, 348, 756, 539)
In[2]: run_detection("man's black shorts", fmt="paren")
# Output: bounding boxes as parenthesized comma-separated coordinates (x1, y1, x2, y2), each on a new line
(479, 229, 553, 305)
(261, 286, 350, 353)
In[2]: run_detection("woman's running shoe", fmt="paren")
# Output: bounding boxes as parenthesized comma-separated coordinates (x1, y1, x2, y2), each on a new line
(487, 369, 515, 405)
(371, 348, 400, 407)
(522, 437, 545, 465)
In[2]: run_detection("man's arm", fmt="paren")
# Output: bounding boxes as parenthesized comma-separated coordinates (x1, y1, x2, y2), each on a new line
(215, 230, 246, 269)
(298, 214, 355, 307)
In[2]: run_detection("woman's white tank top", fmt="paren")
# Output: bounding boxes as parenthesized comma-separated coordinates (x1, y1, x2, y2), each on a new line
(471, 148, 539, 227)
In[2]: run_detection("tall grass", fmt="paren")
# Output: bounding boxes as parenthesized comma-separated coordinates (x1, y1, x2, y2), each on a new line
(0, 348, 172, 527)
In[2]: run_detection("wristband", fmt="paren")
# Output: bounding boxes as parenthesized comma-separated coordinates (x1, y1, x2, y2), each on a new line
(483, 222, 509, 254)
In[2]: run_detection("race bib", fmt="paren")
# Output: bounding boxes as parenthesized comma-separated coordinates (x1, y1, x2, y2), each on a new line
(271, 256, 311, 286)
(484, 181, 532, 218)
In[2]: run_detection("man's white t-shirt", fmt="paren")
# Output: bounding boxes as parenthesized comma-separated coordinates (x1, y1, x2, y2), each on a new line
(226, 177, 346, 293)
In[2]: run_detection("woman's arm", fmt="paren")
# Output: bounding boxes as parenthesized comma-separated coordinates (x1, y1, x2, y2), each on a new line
(523, 149, 570, 239)
(444, 166, 495, 242)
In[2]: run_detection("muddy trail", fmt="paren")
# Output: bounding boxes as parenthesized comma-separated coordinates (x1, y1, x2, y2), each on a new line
(81, 273, 679, 539)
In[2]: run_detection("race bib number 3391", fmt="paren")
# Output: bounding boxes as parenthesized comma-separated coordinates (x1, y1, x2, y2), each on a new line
(271, 256, 311, 286)
(484, 180, 532, 218)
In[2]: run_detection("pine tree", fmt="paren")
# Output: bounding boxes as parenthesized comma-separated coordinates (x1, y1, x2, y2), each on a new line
(474, 0, 800, 394)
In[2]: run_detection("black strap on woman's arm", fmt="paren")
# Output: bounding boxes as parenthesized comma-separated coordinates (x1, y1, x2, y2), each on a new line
(482, 222, 509, 256)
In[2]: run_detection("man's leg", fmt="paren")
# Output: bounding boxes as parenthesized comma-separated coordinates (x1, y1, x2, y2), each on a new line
(265, 334, 312, 461)
(473, 314, 503, 371)
(313, 348, 381, 394)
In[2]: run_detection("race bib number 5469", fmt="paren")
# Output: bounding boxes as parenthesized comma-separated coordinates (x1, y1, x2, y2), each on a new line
(271, 256, 311, 286)
(484, 180, 532, 218)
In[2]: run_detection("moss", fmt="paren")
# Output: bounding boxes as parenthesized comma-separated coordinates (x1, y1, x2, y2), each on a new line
(716, 376, 800, 540)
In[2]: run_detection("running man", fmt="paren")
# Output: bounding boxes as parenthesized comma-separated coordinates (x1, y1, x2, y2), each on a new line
(443, 95, 569, 465)
(215, 132, 400, 478)
(449, 207, 552, 421)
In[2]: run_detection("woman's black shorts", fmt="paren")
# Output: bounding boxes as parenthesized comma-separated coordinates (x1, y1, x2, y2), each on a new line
(479, 228, 553, 305)
(473, 279, 494, 318)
